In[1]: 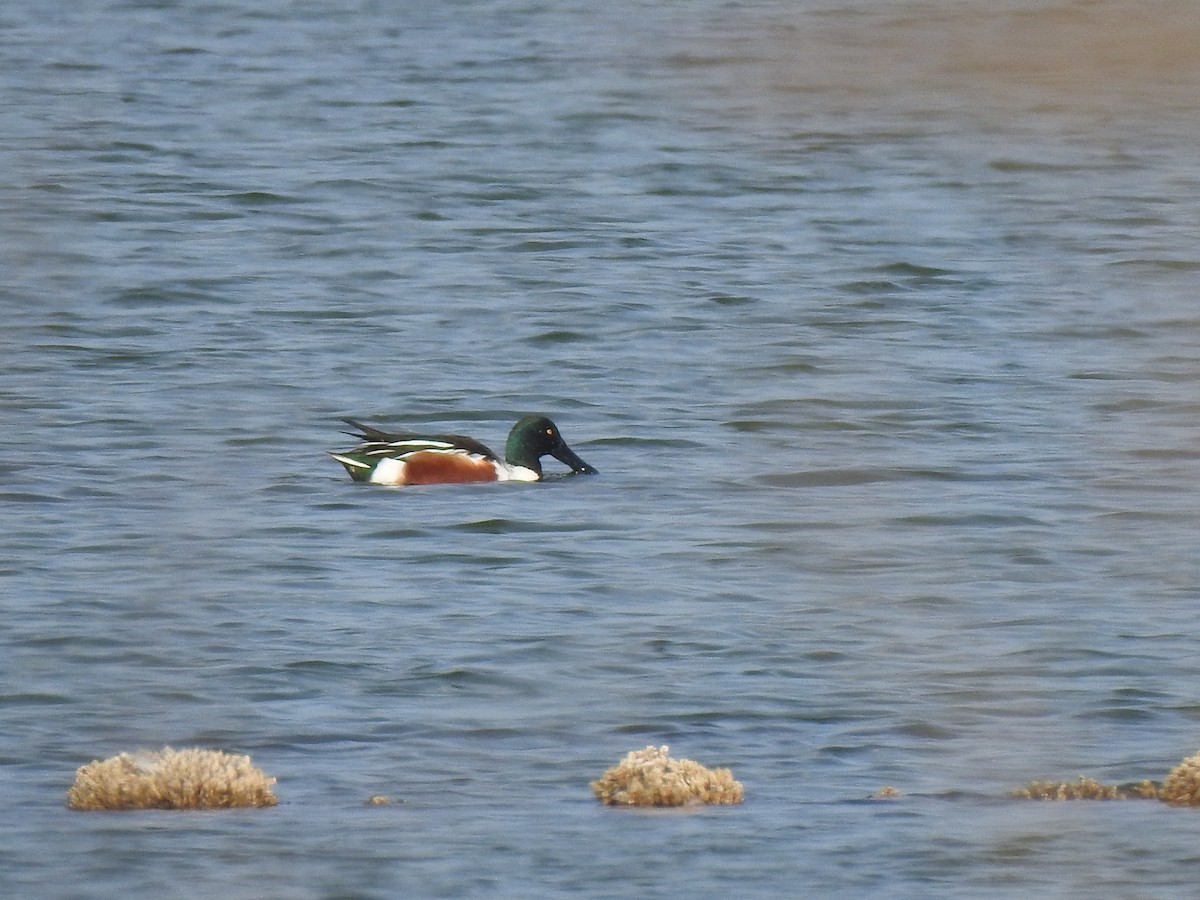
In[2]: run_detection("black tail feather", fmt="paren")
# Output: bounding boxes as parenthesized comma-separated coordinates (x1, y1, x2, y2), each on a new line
(341, 418, 401, 442)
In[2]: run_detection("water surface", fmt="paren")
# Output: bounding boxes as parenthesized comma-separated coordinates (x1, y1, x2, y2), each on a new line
(3, 0, 1200, 896)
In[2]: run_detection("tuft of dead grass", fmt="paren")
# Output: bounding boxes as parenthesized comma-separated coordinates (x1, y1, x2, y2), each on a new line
(1158, 751, 1200, 807)
(67, 747, 277, 811)
(591, 745, 743, 807)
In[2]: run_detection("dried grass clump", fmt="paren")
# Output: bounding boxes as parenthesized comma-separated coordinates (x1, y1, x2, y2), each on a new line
(68, 747, 278, 811)
(591, 745, 744, 807)
(1159, 751, 1200, 806)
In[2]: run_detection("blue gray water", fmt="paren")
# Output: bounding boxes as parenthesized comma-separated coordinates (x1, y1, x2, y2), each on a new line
(4, 0, 1200, 896)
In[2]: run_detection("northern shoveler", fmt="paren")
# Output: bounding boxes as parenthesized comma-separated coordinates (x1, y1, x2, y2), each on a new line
(329, 415, 598, 486)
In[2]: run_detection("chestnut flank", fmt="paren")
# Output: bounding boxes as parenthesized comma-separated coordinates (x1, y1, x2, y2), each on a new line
(402, 451, 499, 484)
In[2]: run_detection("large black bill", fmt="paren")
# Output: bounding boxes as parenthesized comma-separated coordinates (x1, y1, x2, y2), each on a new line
(553, 443, 597, 475)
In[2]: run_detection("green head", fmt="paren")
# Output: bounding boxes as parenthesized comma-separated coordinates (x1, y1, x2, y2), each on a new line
(505, 415, 597, 477)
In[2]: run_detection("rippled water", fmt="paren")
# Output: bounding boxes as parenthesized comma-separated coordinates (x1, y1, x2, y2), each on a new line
(4, 0, 1200, 896)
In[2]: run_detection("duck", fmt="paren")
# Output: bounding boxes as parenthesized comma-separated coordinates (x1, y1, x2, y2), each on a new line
(330, 415, 597, 486)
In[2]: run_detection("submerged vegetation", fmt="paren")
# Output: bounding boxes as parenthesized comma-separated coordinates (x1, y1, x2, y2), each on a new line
(1011, 776, 1158, 801)
(1013, 750, 1200, 806)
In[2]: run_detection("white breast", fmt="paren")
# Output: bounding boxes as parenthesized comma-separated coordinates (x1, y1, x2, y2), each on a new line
(496, 464, 540, 482)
